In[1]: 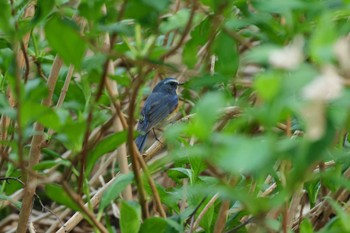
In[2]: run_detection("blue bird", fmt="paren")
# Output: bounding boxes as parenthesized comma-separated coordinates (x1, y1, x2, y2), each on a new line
(135, 77, 182, 152)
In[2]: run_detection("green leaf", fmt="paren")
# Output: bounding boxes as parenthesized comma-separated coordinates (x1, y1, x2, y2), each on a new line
(139, 217, 179, 233)
(44, 15, 87, 67)
(252, 0, 306, 13)
(97, 22, 134, 35)
(53, 110, 87, 152)
(120, 201, 141, 233)
(78, 0, 104, 21)
(200, 0, 230, 12)
(211, 135, 274, 175)
(99, 173, 134, 211)
(183, 17, 211, 68)
(0, 38, 11, 49)
(21, 102, 61, 129)
(189, 92, 226, 140)
(168, 168, 193, 183)
(124, 0, 164, 26)
(160, 9, 190, 33)
(213, 31, 239, 77)
(309, 13, 336, 64)
(45, 184, 81, 211)
(33, 159, 70, 171)
(0, 194, 21, 209)
(189, 155, 206, 181)
(0, 1, 13, 33)
(199, 199, 214, 232)
(32, 0, 55, 23)
(142, 0, 170, 12)
(326, 197, 350, 231)
(300, 218, 314, 233)
(86, 131, 128, 175)
(254, 72, 282, 101)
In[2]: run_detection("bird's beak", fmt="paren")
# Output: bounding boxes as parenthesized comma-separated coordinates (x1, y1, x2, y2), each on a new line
(178, 82, 185, 86)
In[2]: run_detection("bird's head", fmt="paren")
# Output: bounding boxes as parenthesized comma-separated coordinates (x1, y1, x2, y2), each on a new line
(152, 77, 182, 94)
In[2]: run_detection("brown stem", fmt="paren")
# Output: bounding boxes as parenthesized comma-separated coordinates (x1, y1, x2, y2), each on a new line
(62, 182, 108, 233)
(20, 40, 30, 83)
(105, 64, 132, 200)
(160, 0, 197, 60)
(16, 56, 63, 233)
(77, 110, 94, 194)
(136, 153, 166, 217)
(77, 0, 129, 195)
(213, 200, 230, 233)
(127, 69, 149, 219)
(222, 27, 252, 51)
(282, 203, 288, 233)
(191, 193, 219, 232)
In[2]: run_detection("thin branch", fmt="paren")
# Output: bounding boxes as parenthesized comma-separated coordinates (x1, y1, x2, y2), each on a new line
(33, 58, 48, 81)
(0, 177, 24, 185)
(213, 200, 230, 233)
(16, 56, 63, 233)
(104, 61, 132, 200)
(77, 110, 94, 194)
(160, 0, 197, 60)
(191, 194, 219, 232)
(136, 153, 166, 217)
(20, 40, 30, 83)
(77, 0, 128, 195)
(47, 64, 74, 138)
(127, 68, 149, 219)
(62, 182, 108, 233)
(95, 0, 128, 100)
(56, 173, 123, 233)
(57, 64, 74, 107)
(222, 27, 252, 51)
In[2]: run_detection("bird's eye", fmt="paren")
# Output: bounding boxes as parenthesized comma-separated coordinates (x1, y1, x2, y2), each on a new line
(170, 82, 177, 87)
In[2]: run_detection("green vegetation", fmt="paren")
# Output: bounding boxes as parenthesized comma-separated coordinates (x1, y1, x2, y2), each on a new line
(1, 0, 350, 232)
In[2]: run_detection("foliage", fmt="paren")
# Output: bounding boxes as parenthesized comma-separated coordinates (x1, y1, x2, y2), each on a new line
(0, 0, 350, 232)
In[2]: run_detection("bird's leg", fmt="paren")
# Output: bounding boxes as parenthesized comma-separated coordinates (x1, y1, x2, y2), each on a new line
(152, 128, 163, 144)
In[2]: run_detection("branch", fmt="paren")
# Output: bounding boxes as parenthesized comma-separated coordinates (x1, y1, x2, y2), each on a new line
(213, 200, 230, 233)
(127, 69, 149, 219)
(160, 0, 197, 60)
(77, 0, 128, 195)
(136, 153, 166, 217)
(46, 64, 74, 139)
(20, 40, 30, 83)
(62, 182, 108, 233)
(191, 194, 219, 232)
(16, 56, 63, 233)
(56, 173, 122, 233)
(101, 3, 131, 201)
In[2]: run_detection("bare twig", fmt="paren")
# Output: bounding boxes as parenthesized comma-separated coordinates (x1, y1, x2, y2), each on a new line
(16, 56, 63, 233)
(127, 69, 149, 219)
(222, 27, 252, 51)
(77, 0, 128, 195)
(214, 200, 230, 233)
(191, 193, 219, 232)
(62, 182, 108, 233)
(20, 40, 30, 83)
(47, 64, 74, 138)
(102, 4, 132, 200)
(136, 153, 166, 217)
(56, 172, 122, 233)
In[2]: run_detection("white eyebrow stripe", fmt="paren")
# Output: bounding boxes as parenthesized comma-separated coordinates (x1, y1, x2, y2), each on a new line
(164, 79, 179, 84)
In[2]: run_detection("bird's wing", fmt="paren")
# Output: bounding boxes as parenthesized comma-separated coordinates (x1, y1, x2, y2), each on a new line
(139, 92, 178, 132)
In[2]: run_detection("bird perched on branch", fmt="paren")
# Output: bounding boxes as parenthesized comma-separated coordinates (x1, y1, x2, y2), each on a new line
(135, 77, 182, 152)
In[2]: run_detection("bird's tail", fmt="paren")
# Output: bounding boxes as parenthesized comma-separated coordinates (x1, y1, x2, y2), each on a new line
(135, 132, 149, 152)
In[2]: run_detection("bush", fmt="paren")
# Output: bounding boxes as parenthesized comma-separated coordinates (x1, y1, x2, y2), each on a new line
(1, 0, 350, 232)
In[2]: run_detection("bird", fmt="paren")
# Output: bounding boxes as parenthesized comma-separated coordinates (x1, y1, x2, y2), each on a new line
(135, 77, 182, 152)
